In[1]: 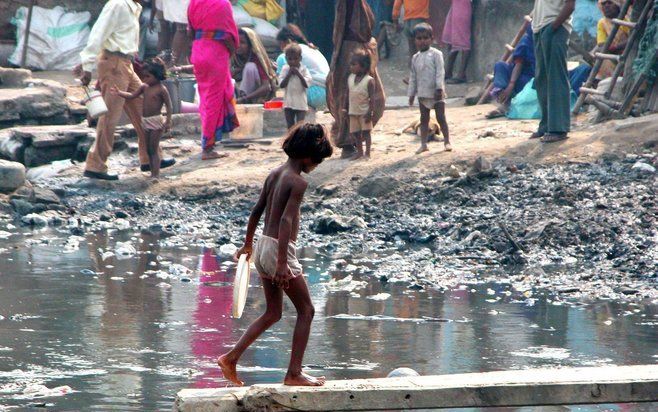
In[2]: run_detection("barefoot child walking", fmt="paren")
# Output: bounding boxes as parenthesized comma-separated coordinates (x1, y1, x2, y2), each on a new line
(110, 59, 172, 178)
(219, 123, 333, 386)
(407, 23, 451, 154)
(344, 52, 375, 160)
(279, 44, 313, 129)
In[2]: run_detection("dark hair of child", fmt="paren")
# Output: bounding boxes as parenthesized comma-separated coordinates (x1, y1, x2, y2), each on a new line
(282, 123, 333, 164)
(285, 43, 303, 59)
(144, 58, 167, 81)
(412, 22, 433, 38)
(350, 51, 371, 72)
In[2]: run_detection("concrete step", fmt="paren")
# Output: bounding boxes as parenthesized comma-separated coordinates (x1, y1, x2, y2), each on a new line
(173, 364, 658, 412)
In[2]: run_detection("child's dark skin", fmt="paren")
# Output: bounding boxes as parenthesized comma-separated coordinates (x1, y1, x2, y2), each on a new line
(409, 31, 451, 154)
(344, 59, 375, 160)
(110, 71, 172, 178)
(279, 51, 308, 89)
(218, 156, 325, 387)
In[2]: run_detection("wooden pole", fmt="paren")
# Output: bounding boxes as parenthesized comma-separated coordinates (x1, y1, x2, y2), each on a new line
(476, 15, 532, 105)
(572, 0, 635, 114)
(20, 0, 36, 68)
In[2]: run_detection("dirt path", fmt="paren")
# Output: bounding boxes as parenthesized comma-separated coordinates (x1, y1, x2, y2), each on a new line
(97, 106, 657, 197)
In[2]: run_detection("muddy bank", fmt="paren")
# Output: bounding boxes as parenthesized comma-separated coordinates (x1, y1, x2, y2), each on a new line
(5, 149, 653, 303)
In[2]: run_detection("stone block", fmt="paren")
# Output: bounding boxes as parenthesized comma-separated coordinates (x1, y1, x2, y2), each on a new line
(0, 159, 26, 192)
(0, 67, 32, 88)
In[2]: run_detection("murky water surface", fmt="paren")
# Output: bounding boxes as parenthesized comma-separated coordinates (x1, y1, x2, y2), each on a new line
(0, 229, 656, 410)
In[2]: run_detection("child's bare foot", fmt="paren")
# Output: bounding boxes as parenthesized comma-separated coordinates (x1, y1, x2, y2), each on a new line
(364, 155, 371, 160)
(444, 143, 452, 152)
(217, 354, 243, 386)
(284, 371, 326, 386)
(201, 150, 229, 160)
(415, 145, 429, 155)
(350, 153, 363, 161)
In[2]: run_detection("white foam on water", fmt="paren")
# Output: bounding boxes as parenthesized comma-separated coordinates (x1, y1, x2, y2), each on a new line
(510, 346, 571, 360)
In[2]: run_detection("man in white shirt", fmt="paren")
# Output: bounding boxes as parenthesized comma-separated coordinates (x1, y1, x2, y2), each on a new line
(530, 0, 576, 143)
(73, 0, 174, 180)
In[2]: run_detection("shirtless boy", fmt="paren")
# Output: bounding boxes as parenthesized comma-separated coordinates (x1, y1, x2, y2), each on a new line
(110, 58, 172, 178)
(219, 123, 333, 386)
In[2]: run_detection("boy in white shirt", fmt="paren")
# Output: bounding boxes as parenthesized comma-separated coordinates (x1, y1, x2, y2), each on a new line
(408, 23, 451, 154)
(279, 44, 313, 129)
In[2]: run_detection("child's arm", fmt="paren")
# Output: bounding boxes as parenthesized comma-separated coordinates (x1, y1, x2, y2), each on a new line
(434, 50, 446, 101)
(274, 179, 307, 288)
(236, 181, 269, 259)
(295, 66, 312, 89)
(110, 84, 147, 100)
(149, 1, 157, 30)
(408, 57, 417, 106)
(342, 77, 350, 114)
(162, 86, 173, 131)
(278, 65, 293, 89)
(365, 78, 375, 123)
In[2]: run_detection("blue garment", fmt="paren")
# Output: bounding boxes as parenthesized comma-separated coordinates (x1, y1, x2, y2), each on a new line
(568, 64, 591, 94)
(492, 26, 535, 97)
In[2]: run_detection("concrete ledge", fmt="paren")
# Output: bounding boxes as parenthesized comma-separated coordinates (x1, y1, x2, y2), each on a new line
(173, 365, 658, 411)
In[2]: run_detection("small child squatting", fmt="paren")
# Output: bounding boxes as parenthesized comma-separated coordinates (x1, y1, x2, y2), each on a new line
(279, 44, 313, 129)
(344, 52, 376, 161)
(218, 123, 333, 387)
(407, 23, 451, 154)
(111, 59, 172, 178)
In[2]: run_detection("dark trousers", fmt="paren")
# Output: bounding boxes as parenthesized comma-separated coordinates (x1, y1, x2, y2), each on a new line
(534, 25, 571, 134)
(285, 108, 307, 129)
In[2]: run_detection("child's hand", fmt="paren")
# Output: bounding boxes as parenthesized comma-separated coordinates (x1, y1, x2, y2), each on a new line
(164, 120, 172, 132)
(435, 89, 444, 101)
(274, 264, 293, 289)
(235, 244, 253, 260)
(364, 112, 373, 124)
(408, 96, 415, 107)
(109, 86, 119, 96)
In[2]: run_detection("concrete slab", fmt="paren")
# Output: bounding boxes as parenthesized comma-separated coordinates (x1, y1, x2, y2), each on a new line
(173, 365, 658, 412)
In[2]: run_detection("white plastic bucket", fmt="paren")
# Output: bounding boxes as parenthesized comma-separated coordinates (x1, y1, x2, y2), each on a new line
(84, 90, 108, 119)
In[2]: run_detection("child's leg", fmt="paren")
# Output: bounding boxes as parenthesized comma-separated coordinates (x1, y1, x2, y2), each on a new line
(350, 132, 363, 160)
(445, 46, 456, 79)
(417, 105, 431, 154)
(147, 129, 162, 178)
(282, 276, 325, 386)
(218, 278, 283, 386)
(295, 110, 306, 124)
(434, 102, 451, 150)
(284, 108, 296, 129)
(363, 130, 372, 158)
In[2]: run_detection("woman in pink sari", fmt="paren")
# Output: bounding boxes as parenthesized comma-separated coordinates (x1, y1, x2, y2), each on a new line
(188, 0, 240, 160)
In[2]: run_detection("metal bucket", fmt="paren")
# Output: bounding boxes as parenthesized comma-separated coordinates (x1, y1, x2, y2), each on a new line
(163, 76, 196, 114)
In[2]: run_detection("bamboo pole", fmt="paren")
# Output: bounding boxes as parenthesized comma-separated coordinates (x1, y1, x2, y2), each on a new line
(476, 15, 532, 105)
(20, 0, 36, 68)
(572, 0, 636, 114)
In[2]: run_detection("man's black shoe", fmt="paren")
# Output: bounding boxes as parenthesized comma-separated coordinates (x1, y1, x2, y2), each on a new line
(83, 170, 119, 181)
(141, 158, 176, 172)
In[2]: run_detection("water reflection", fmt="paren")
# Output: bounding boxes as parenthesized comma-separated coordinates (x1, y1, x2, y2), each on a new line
(0, 230, 655, 410)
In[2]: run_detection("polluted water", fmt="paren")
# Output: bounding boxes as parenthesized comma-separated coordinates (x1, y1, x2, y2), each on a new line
(0, 228, 656, 410)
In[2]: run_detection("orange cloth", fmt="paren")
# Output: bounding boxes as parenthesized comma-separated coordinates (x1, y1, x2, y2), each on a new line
(393, 0, 430, 20)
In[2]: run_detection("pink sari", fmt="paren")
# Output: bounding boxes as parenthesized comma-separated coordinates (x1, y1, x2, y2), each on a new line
(441, 0, 472, 51)
(188, 0, 240, 151)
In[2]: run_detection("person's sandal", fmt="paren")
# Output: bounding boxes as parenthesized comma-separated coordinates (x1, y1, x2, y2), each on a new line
(444, 143, 453, 152)
(486, 108, 506, 119)
(529, 131, 545, 139)
(540, 133, 569, 143)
